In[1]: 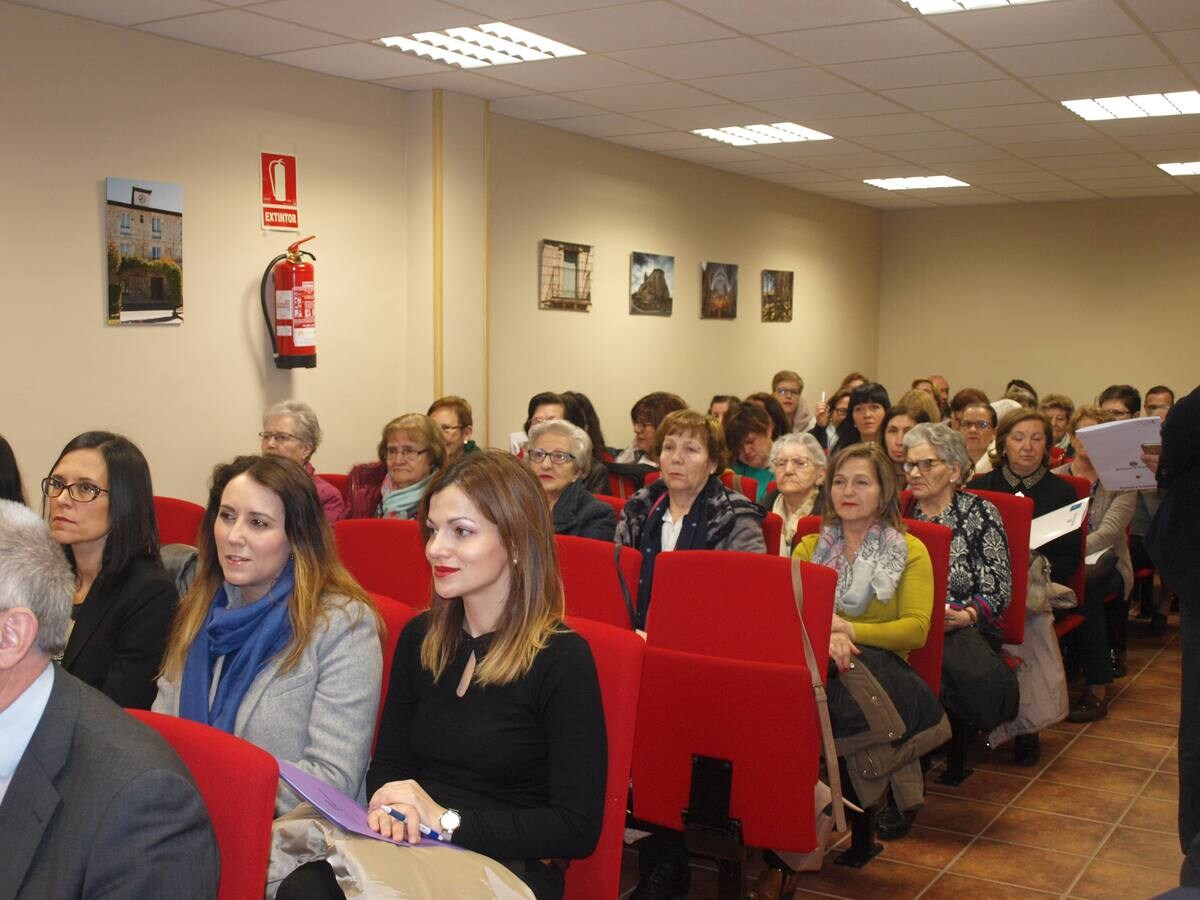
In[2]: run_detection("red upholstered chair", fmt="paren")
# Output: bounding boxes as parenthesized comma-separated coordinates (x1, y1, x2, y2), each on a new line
(316, 472, 349, 501)
(761, 512, 783, 555)
(153, 495, 205, 546)
(965, 489, 1032, 646)
(607, 472, 639, 499)
(719, 470, 758, 501)
(593, 494, 626, 519)
(370, 592, 422, 747)
(126, 709, 278, 900)
(333, 518, 429, 608)
(643, 470, 661, 486)
(557, 535, 640, 629)
(562, 617, 645, 900)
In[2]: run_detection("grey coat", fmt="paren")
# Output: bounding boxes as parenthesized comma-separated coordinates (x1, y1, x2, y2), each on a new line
(154, 590, 382, 814)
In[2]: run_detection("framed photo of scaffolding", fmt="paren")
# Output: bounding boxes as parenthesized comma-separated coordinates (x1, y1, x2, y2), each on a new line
(629, 251, 674, 316)
(761, 269, 793, 322)
(539, 239, 593, 311)
(700, 262, 737, 319)
(105, 177, 184, 325)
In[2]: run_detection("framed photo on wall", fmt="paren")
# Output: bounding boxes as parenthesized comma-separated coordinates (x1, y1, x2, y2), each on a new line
(539, 239, 593, 311)
(761, 269, 793, 322)
(630, 251, 674, 316)
(701, 262, 737, 319)
(105, 177, 183, 326)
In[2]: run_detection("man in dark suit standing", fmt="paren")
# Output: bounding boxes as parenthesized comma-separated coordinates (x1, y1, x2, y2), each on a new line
(0, 499, 218, 899)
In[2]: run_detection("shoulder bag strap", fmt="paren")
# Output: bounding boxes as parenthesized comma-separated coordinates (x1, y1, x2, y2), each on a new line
(613, 543, 638, 630)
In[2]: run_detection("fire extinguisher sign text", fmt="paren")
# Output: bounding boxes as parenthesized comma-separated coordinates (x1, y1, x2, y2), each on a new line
(261, 152, 300, 232)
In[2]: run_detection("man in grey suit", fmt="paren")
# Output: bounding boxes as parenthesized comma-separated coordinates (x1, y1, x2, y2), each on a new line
(0, 500, 219, 900)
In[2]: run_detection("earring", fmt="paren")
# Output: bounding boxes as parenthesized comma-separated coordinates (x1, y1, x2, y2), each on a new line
(511, 555, 518, 566)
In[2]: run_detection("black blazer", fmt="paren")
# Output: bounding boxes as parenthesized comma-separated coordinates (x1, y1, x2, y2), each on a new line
(1149, 384, 1200, 590)
(62, 555, 177, 710)
(552, 480, 617, 541)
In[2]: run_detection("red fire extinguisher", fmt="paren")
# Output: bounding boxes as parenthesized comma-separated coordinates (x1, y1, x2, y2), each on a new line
(260, 235, 317, 369)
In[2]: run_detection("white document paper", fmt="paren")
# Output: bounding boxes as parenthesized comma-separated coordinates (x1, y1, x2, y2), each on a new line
(509, 431, 528, 455)
(1076, 417, 1162, 492)
(1029, 497, 1090, 550)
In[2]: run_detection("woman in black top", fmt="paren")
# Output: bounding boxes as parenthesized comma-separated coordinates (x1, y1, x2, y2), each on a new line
(43, 431, 175, 709)
(835, 382, 891, 449)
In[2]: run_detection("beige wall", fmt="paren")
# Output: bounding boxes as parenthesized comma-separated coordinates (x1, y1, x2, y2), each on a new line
(878, 198, 1200, 408)
(487, 115, 882, 450)
(0, 3, 409, 503)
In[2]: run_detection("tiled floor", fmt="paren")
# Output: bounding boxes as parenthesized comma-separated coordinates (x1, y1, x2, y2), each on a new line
(619, 614, 1184, 899)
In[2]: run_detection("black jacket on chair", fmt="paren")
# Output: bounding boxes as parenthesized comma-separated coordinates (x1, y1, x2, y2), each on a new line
(552, 481, 616, 541)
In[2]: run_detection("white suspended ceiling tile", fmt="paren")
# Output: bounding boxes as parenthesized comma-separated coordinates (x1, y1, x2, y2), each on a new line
(608, 37, 802, 81)
(930, 0, 1137, 50)
(558, 82, 724, 113)
(13, 0, 218, 26)
(685, 68, 860, 102)
(710, 158, 813, 175)
(1097, 185, 1192, 197)
(1001, 137, 1124, 157)
(937, 158, 1041, 175)
(489, 94, 604, 120)
(607, 131, 716, 151)
(827, 51, 1006, 90)
(1121, 0, 1200, 31)
(250, 0, 478, 40)
(822, 163, 929, 179)
(760, 18, 958, 65)
(543, 113, 665, 137)
(136, 9, 343, 56)
(1029, 152, 1147, 169)
(373, 71, 531, 97)
(751, 139, 864, 160)
(1083, 133, 1200, 152)
(485, 55, 661, 91)
(803, 150, 909, 169)
(805, 112, 948, 137)
(668, 0, 907, 35)
(1156, 29, 1200, 64)
(930, 102, 1077, 129)
(450, 0, 635, 18)
(920, 191, 1016, 206)
(1023, 66, 1193, 99)
(263, 42, 446, 79)
(661, 145, 762, 164)
(879, 79, 1042, 111)
(963, 121, 1098, 144)
(1002, 189, 1100, 200)
(981, 35, 1168, 78)
(1053, 165, 1160, 179)
(894, 144, 1015, 164)
(853, 130, 985, 152)
(978, 179, 1079, 193)
(755, 92, 906, 121)
(634, 103, 780, 130)
(509, 1, 736, 53)
(1074, 175, 1181, 189)
(1090, 116, 1200, 137)
(965, 171, 1073, 185)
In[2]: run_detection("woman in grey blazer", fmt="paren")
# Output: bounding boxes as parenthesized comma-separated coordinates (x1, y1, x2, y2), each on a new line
(154, 455, 382, 813)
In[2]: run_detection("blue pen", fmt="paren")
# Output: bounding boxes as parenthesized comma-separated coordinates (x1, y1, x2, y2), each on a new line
(379, 804, 443, 841)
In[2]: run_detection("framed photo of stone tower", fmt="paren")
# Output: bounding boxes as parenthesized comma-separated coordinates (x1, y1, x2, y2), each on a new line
(105, 177, 184, 325)
(629, 251, 674, 316)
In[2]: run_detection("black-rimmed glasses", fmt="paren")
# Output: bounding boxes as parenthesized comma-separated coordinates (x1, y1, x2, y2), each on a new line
(42, 476, 109, 503)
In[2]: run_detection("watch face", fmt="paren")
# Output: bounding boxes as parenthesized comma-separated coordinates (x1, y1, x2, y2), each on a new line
(441, 809, 462, 831)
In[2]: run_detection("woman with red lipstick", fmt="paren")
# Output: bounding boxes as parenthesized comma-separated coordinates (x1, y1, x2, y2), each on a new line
(44, 431, 175, 709)
(154, 455, 382, 814)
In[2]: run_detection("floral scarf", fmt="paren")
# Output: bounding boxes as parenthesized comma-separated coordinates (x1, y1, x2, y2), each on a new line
(811, 521, 908, 617)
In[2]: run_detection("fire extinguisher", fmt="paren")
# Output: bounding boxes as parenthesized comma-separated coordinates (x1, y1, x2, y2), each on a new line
(260, 235, 317, 369)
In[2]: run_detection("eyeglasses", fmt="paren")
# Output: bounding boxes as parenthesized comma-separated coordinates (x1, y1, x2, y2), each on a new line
(960, 420, 993, 432)
(529, 448, 575, 466)
(387, 447, 429, 460)
(259, 431, 301, 444)
(774, 457, 813, 471)
(42, 476, 109, 503)
(439, 425, 462, 435)
(903, 459, 944, 474)
(530, 415, 559, 427)
(774, 387, 800, 398)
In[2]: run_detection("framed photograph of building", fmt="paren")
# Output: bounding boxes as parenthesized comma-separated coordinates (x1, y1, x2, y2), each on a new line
(630, 251, 674, 316)
(105, 177, 183, 325)
(701, 262, 737, 319)
(761, 269, 793, 322)
(539, 239, 593, 311)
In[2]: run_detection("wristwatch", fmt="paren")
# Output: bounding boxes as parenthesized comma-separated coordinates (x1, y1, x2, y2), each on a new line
(438, 808, 461, 842)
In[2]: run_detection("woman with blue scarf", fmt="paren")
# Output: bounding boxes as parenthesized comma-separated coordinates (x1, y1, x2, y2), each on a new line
(154, 455, 382, 813)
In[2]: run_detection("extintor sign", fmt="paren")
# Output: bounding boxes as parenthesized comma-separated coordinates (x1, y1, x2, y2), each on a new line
(261, 152, 299, 231)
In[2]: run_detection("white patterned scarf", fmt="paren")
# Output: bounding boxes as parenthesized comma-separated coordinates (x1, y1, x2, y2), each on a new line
(811, 521, 908, 617)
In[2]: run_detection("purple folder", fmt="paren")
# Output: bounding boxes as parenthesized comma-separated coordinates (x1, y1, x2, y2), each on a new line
(278, 760, 404, 845)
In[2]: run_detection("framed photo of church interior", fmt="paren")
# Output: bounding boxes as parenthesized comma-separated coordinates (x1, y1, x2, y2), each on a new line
(761, 269, 793, 322)
(700, 262, 737, 319)
(539, 239, 593, 311)
(105, 177, 184, 326)
(629, 251, 674, 316)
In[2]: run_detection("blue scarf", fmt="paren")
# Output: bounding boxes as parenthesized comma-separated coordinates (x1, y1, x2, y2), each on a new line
(179, 559, 295, 733)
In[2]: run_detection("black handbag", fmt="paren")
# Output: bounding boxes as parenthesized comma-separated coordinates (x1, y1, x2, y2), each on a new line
(939, 627, 1019, 732)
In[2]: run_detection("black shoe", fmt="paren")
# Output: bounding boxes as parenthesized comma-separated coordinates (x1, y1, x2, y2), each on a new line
(1067, 692, 1108, 723)
(1111, 649, 1127, 678)
(1133, 607, 1153, 621)
(876, 803, 918, 841)
(631, 860, 690, 900)
(1013, 733, 1041, 767)
(1151, 614, 1168, 636)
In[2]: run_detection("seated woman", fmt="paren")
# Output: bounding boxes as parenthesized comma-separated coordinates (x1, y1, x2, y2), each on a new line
(523, 391, 566, 436)
(527, 420, 616, 541)
(45, 431, 176, 709)
(298, 451, 603, 900)
(725, 404, 776, 502)
(1053, 406, 1135, 720)
(897, 388, 940, 424)
(834, 382, 890, 449)
(970, 408, 1082, 761)
(882, 404, 930, 489)
(770, 369, 817, 435)
(261, 400, 346, 523)
(615, 391, 687, 466)
(959, 399, 998, 475)
(1040, 393, 1075, 466)
(154, 455, 382, 813)
(561, 390, 611, 494)
(0, 434, 24, 503)
(949, 387, 989, 431)
(427, 395, 477, 463)
(819, 388, 851, 451)
(708, 394, 741, 426)
(762, 433, 826, 555)
(346, 414, 446, 519)
(616, 409, 765, 629)
(744, 391, 792, 442)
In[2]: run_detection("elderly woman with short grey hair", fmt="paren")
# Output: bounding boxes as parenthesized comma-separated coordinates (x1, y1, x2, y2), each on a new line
(527, 419, 615, 541)
(763, 432, 826, 555)
(260, 399, 345, 523)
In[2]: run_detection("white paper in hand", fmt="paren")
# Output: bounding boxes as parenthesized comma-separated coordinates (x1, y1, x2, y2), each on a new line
(1030, 498, 1090, 550)
(1076, 418, 1162, 491)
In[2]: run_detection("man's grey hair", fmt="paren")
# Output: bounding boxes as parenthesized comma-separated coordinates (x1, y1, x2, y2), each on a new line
(527, 419, 593, 475)
(903, 422, 972, 483)
(0, 500, 74, 656)
(264, 399, 322, 449)
(768, 431, 827, 472)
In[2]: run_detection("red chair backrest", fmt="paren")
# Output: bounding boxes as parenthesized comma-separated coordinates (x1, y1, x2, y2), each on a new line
(557, 535, 640, 629)
(719, 470, 758, 500)
(593, 494, 626, 518)
(126, 709, 277, 900)
(333, 518, 429, 608)
(562, 617, 645, 900)
(370, 592, 422, 748)
(154, 495, 205, 546)
(762, 512, 783, 555)
(316, 472, 349, 501)
(1058, 473, 1091, 606)
(607, 472, 638, 499)
(643, 470, 661, 486)
(965, 489, 1032, 645)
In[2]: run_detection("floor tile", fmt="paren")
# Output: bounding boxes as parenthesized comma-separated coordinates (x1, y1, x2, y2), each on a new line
(1121, 796, 1179, 834)
(1133, 668, 1182, 688)
(915, 793, 1004, 836)
(1160, 753, 1179, 774)
(1096, 825, 1186, 871)
(1040, 757, 1153, 796)
(1012, 780, 1132, 823)
(949, 837, 1086, 893)
(1107, 697, 1181, 725)
(1085, 717, 1178, 748)
(791, 855, 936, 899)
(981, 806, 1111, 856)
(975, 729, 1071, 776)
(876, 824, 971, 869)
(921, 872, 1056, 898)
(925, 769, 1030, 806)
(1144, 771, 1180, 801)
(1069, 857, 1181, 899)
(1060, 734, 1169, 770)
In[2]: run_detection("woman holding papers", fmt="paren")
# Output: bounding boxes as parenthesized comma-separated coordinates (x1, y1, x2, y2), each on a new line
(154, 455, 382, 812)
(1054, 406, 1135, 720)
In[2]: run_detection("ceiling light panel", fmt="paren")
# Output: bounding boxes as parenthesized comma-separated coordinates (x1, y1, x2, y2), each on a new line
(864, 176, 971, 190)
(692, 122, 833, 146)
(1062, 91, 1200, 120)
(1158, 162, 1200, 176)
(902, 0, 1060, 14)
(379, 23, 584, 69)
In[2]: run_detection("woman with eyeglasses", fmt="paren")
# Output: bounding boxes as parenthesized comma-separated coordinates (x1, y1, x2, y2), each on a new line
(427, 395, 477, 464)
(260, 400, 345, 523)
(762, 432, 826, 555)
(882, 404, 931, 489)
(526, 420, 615, 541)
(44, 431, 176, 709)
(346, 414, 447, 520)
(615, 391, 687, 466)
(959, 400, 998, 475)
